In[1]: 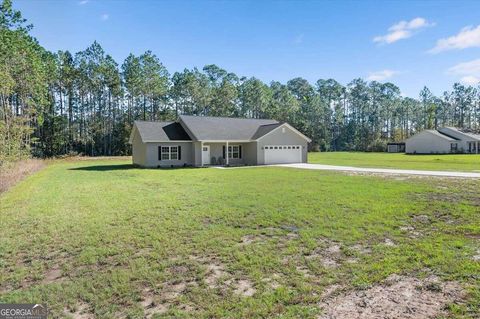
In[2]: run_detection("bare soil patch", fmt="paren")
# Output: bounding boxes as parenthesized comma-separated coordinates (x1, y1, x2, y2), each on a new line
(238, 226, 299, 247)
(42, 265, 63, 284)
(191, 255, 256, 297)
(304, 240, 347, 269)
(318, 274, 464, 319)
(64, 302, 93, 319)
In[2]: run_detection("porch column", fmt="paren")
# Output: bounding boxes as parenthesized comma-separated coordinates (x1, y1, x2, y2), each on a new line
(226, 141, 229, 166)
(201, 141, 204, 167)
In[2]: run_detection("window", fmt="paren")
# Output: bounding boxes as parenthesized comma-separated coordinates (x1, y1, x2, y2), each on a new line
(161, 146, 170, 160)
(228, 145, 240, 159)
(159, 146, 181, 160)
(451, 143, 458, 152)
(170, 146, 178, 160)
(203, 147, 208, 151)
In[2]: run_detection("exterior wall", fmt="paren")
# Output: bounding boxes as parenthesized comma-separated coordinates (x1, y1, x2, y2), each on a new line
(132, 128, 147, 166)
(193, 142, 202, 167)
(405, 131, 453, 154)
(255, 126, 308, 165)
(243, 142, 258, 165)
(437, 128, 473, 152)
(144, 142, 194, 167)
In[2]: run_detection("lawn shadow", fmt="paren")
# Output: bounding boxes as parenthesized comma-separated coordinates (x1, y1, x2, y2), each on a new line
(69, 164, 137, 171)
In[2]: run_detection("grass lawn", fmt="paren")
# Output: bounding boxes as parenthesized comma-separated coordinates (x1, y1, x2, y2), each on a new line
(0, 158, 479, 318)
(308, 152, 480, 172)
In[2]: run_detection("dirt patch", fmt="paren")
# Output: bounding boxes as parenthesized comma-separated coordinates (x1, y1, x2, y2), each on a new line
(304, 240, 345, 269)
(473, 249, 480, 261)
(141, 288, 169, 318)
(140, 280, 196, 318)
(204, 262, 227, 289)
(238, 226, 299, 247)
(383, 238, 396, 247)
(191, 255, 256, 297)
(64, 302, 93, 319)
(231, 279, 256, 297)
(318, 274, 464, 319)
(262, 274, 281, 290)
(42, 265, 63, 283)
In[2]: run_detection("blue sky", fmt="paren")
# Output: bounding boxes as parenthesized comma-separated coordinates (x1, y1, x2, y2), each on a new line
(16, 0, 480, 97)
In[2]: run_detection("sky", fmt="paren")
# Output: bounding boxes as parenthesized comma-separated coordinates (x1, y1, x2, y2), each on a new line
(15, 0, 480, 98)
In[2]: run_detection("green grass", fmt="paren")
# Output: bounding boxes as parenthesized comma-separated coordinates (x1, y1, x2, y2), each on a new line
(309, 152, 480, 172)
(0, 158, 479, 318)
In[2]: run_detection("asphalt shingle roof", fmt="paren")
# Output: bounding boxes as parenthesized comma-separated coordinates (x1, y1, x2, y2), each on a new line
(134, 121, 191, 141)
(426, 130, 458, 141)
(251, 123, 283, 140)
(179, 115, 279, 141)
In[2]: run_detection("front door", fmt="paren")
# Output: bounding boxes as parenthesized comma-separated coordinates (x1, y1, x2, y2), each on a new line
(202, 145, 210, 165)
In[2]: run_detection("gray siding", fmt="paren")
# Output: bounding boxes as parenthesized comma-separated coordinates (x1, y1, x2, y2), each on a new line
(405, 131, 453, 154)
(256, 126, 308, 164)
(243, 142, 258, 165)
(145, 142, 194, 167)
(193, 142, 202, 167)
(132, 128, 147, 166)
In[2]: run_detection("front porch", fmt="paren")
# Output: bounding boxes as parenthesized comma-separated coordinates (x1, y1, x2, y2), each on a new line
(199, 142, 249, 167)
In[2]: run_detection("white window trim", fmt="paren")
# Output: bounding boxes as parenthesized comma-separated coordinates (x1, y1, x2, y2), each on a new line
(228, 145, 240, 159)
(160, 146, 179, 161)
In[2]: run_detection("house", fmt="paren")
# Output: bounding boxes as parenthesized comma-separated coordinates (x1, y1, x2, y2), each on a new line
(405, 127, 480, 154)
(129, 115, 311, 167)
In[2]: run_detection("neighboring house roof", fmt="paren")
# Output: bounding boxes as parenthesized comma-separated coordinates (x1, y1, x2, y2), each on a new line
(439, 127, 480, 141)
(426, 130, 459, 141)
(178, 115, 280, 141)
(406, 129, 458, 142)
(133, 121, 192, 142)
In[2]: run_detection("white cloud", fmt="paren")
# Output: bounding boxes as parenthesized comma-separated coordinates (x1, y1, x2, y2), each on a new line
(447, 58, 480, 86)
(460, 76, 480, 85)
(78, 0, 89, 5)
(429, 25, 480, 53)
(101, 13, 109, 21)
(366, 69, 398, 81)
(373, 17, 434, 44)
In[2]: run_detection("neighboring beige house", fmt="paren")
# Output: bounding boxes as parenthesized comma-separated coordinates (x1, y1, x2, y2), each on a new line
(405, 127, 480, 154)
(129, 115, 311, 167)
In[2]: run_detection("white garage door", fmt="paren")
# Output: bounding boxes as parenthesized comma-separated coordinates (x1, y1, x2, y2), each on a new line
(264, 145, 302, 164)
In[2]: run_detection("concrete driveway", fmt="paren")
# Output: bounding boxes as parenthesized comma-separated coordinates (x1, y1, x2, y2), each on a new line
(275, 163, 480, 178)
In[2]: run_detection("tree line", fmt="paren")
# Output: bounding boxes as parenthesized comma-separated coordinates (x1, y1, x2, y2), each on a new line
(1, 0, 480, 164)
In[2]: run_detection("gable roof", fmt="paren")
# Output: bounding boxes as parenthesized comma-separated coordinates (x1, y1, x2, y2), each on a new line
(132, 121, 192, 142)
(406, 129, 458, 142)
(131, 115, 311, 143)
(251, 123, 284, 140)
(178, 115, 280, 141)
(439, 127, 480, 141)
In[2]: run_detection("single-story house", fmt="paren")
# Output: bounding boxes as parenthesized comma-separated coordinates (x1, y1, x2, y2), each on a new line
(405, 127, 480, 154)
(129, 115, 311, 167)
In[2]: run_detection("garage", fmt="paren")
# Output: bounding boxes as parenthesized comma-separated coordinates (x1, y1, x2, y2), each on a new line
(264, 145, 302, 164)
